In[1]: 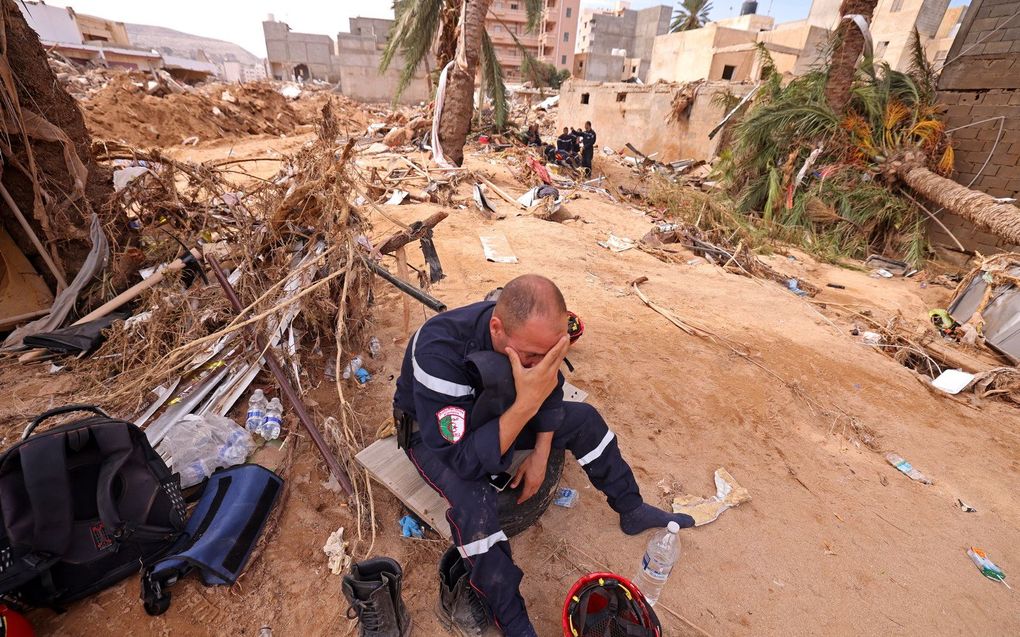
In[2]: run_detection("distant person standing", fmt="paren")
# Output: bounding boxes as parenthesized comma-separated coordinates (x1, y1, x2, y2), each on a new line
(579, 121, 597, 175)
(556, 127, 575, 152)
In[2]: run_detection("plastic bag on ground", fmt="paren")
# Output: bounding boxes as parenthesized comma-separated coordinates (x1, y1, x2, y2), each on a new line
(159, 414, 254, 488)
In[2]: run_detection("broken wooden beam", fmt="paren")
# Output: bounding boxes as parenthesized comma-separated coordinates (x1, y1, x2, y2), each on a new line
(376, 211, 449, 255)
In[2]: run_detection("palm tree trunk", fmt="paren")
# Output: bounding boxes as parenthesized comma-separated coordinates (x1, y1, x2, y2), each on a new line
(825, 0, 878, 113)
(436, 0, 490, 166)
(899, 164, 1020, 246)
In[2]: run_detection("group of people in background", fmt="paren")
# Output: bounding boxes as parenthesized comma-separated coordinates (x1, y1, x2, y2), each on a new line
(521, 121, 597, 175)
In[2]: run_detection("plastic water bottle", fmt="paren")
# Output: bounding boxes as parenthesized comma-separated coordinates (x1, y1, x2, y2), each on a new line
(368, 337, 381, 358)
(178, 458, 210, 487)
(342, 356, 364, 380)
(218, 429, 250, 465)
(633, 521, 681, 606)
(260, 397, 283, 440)
(245, 389, 267, 432)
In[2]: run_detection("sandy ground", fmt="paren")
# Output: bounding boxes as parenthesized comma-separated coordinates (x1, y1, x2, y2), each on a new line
(5, 131, 1019, 636)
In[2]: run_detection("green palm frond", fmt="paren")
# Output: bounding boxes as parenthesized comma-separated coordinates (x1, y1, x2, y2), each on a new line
(670, 0, 713, 33)
(523, 0, 544, 33)
(380, 0, 445, 100)
(480, 30, 508, 130)
(906, 28, 937, 103)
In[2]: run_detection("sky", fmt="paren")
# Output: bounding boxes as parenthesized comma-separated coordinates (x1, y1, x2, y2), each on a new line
(42, 0, 970, 60)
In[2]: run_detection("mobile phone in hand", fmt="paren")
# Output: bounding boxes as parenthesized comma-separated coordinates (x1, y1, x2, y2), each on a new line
(489, 472, 513, 492)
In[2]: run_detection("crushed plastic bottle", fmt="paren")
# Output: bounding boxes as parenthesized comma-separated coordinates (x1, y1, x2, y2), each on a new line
(219, 428, 251, 465)
(633, 521, 680, 606)
(885, 452, 933, 484)
(260, 397, 283, 440)
(245, 389, 267, 433)
(968, 547, 1008, 586)
(342, 356, 364, 380)
(368, 337, 381, 358)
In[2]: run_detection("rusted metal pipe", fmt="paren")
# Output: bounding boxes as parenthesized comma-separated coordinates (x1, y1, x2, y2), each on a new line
(206, 255, 354, 497)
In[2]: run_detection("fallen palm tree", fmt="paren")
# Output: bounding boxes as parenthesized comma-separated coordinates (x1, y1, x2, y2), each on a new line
(719, 31, 1019, 266)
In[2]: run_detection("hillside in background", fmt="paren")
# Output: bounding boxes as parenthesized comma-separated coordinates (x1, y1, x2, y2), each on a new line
(125, 23, 261, 66)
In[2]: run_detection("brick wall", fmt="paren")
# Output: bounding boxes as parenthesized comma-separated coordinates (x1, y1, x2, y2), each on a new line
(933, 0, 1020, 254)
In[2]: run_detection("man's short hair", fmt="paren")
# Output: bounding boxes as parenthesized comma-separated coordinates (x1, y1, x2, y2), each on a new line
(494, 275, 567, 333)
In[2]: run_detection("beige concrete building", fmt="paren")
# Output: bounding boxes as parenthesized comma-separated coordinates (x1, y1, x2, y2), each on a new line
(647, 1, 965, 85)
(263, 16, 430, 103)
(647, 13, 830, 84)
(488, 0, 580, 82)
(928, 5, 968, 66)
(573, 3, 672, 82)
(557, 80, 757, 161)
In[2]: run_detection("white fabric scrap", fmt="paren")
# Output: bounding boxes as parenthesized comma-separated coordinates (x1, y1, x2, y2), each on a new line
(323, 527, 352, 575)
(598, 235, 635, 252)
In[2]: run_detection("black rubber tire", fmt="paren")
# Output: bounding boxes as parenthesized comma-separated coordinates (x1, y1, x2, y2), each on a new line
(497, 448, 565, 537)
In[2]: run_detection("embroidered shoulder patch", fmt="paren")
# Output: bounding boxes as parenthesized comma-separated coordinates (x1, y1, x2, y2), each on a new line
(437, 406, 467, 443)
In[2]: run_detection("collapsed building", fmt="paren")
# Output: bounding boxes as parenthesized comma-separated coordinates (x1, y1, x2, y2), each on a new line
(262, 16, 431, 103)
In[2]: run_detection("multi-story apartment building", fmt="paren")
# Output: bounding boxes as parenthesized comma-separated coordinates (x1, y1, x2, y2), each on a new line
(488, 0, 580, 82)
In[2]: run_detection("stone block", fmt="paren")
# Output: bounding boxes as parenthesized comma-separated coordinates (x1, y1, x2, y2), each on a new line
(989, 3, 1019, 17)
(984, 41, 1016, 55)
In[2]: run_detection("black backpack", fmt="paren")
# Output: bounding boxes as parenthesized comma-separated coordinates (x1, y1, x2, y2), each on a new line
(0, 405, 187, 609)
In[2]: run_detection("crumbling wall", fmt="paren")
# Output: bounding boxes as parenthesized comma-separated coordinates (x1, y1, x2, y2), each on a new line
(556, 80, 755, 162)
(933, 0, 1020, 253)
(336, 19, 430, 104)
(262, 20, 339, 82)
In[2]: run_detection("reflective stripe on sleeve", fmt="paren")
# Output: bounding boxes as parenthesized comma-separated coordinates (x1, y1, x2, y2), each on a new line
(457, 530, 509, 558)
(411, 330, 475, 398)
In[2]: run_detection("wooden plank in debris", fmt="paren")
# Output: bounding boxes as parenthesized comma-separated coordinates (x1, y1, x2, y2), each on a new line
(356, 436, 451, 538)
(356, 382, 590, 539)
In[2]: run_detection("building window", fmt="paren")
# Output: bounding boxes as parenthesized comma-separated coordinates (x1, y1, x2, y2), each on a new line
(566, 7, 572, 17)
(616, 92, 626, 102)
(563, 31, 569, 42)
(510, 2, 518, 9)
(890, 0, 904, 11)
(721, 64, 736, 80)
(632, 65, 637, 73)
(561, 55, 567, 64)
(581, 93, 590, 104)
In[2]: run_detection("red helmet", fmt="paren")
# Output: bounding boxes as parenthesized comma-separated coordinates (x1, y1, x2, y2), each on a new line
(567, 311, 584, 344)
(0, 605, 34, 637)
(562, 572, 661, 637)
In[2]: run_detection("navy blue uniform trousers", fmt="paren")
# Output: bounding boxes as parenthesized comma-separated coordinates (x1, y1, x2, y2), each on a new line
(405, 401, 641, 636)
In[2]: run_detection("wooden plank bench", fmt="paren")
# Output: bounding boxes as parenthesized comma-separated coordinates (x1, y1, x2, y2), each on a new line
(355, 382, 588, 539)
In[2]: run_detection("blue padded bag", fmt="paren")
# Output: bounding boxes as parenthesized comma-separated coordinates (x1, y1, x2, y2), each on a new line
(140, 463, 283, 615)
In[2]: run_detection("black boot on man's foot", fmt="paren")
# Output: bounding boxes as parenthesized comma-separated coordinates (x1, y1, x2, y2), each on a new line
(436, 546, 492, 637)
(343, 557, 413, 637)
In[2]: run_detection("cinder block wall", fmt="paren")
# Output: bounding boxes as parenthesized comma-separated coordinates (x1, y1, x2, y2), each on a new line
(934, 0, 1020, 253)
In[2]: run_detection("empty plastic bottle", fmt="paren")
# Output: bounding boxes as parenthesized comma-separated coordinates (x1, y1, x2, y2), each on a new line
(342, 356, 364, 380)
(260, 397, 283, 440)
(218, 429, 251, 465)
(178, 458, 210, 488)
(245, 389, 267, 433)
(368, 337, 382, 358)
(633, 521, 681, 606)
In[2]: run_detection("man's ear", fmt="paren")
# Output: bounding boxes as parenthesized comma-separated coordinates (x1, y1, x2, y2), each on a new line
(490, 315, 504, 338)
